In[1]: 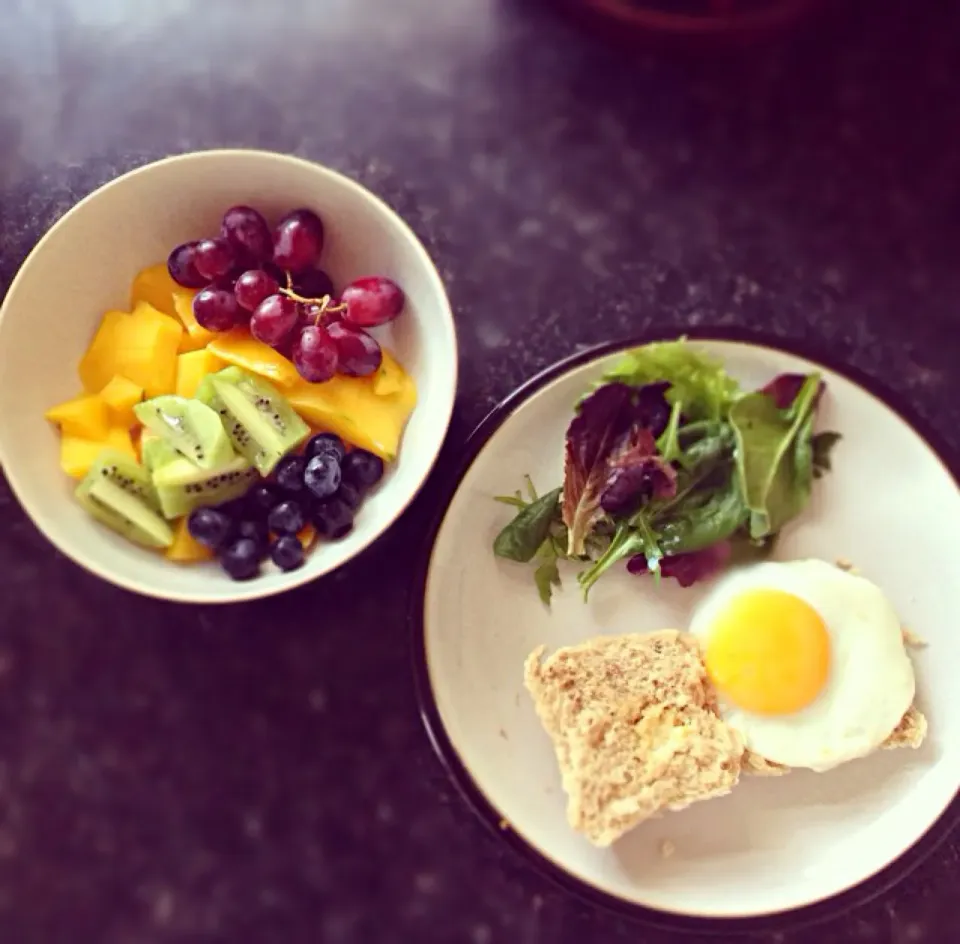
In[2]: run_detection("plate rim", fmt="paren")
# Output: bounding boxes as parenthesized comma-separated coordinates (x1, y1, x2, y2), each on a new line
(409, 326, 960, 933)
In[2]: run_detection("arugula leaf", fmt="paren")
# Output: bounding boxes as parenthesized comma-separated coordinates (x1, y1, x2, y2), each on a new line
(576, 514, 657, 598)
(599, 339, 741, 421)
(656, 401, 683, 463)
(493, 486, 562, 563)
(730, 373, 822, 539)
(534, 555, 562, 606)
(812, 431, 842, 479)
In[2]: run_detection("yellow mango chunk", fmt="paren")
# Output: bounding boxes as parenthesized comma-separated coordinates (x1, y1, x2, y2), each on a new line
(45, 393, 109, 439)
(98, 375, 143, 427)
(207, 330, 300, 388)
(61, 436, 109, 479)
(105, 425, 137, 459)
(298, 524, 317, 550)
(372, 348, 406, 396)
(176, 348, 225, 399)
(78, 311, 129, 392)
(130, 263, 179, 318)
(166, 517, 214, 563)
(78, 305, 183, 397)
(59, 426, 136, 479)
(287, 372, 417, 461)
(172, 290, 216, 353)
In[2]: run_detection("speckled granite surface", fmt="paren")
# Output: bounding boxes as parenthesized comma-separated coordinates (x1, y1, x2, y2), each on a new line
(0, 1, 958, 942)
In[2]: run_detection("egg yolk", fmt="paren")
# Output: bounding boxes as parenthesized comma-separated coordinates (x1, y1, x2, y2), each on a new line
(704, 589, 830, 715)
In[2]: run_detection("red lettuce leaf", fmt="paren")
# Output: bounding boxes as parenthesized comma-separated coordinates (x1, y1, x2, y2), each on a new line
(760, 373, 826, 410)
(562, 383, 637, 555)
(562, 382, 670, 555)
(600, 427, 677, 514)
(627, 541, 732, 588)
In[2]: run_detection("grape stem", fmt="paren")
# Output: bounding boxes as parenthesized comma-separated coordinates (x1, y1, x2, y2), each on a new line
(277, 287, 347, 325)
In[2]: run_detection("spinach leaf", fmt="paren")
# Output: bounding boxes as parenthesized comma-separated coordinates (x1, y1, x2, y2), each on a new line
(729, 373, 821, 539)
(656, 469, 747, 555)
(493, 486, 562, 563)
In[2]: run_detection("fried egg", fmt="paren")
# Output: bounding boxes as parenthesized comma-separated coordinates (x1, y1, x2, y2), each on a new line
(688, 559, 915, 771)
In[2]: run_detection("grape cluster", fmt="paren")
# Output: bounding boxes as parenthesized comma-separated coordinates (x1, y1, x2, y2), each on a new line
(167, 205, 406, 384)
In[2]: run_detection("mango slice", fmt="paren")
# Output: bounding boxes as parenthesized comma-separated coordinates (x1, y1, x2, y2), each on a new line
(207, 330, 300, 387)
(98, 375, 143, 427)
(372, 348, 406, 396)
(298, 524, 317, 549)
(78, 304, 183, 397)
(176, 348, 225, 399)
(166, 516, 214, 563)
(78, 311, 129, 392)
(60, 426, 136, 479)
(172, 290, 216, 353)
(130, 263, 179, 318)
(287, 372, 417, 461)
(46, 393, 109, 439)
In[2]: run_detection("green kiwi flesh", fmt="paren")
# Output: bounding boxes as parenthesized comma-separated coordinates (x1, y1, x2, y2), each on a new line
(75, 450, 173, 548)
(133, 395, 234, 470)
(151, 453, 258, 519)
(197, 367, 309, 475)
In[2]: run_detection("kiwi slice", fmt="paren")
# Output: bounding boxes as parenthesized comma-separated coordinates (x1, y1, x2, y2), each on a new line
(197, 367, 309, 476)
(76, 449, 173, 548)
(134, 395, 234, 470)
(140, 429, 179, 473)
(152, 454, 259, 519)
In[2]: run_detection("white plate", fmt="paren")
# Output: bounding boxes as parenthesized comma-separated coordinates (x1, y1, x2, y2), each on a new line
(413, 333, 960, 927)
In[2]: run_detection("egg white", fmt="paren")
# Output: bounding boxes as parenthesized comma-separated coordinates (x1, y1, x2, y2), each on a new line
(689, 559, 915, 771)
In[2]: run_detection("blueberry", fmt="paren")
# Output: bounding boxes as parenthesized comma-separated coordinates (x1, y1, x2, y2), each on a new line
(246, 482, 280, 518)
(275, 455, 307, 494)
(337, 480, 363, 510)
(341, 449, 384, 488)
(306, 432, 345, 462)
(312, 497, 354, 539)
(304, 453, 341, 500)
(187, 507, 233, 549)
(236, 518, 269, 556)
(267, 499, 306, 535)
(219, 537, 261, 580)
(270, 534, 305, 572)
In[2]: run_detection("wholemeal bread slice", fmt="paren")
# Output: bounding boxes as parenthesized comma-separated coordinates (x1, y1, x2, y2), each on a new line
(524, 630, 744, 847)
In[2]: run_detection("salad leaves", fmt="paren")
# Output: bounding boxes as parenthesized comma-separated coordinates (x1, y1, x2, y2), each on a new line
(492, 339, 841, 606)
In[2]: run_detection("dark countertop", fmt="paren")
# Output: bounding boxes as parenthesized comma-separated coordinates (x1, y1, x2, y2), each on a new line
(1, 1, 958, 942)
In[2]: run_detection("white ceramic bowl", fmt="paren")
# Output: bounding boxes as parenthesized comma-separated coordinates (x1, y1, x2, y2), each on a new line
(0, 150, 457, 603)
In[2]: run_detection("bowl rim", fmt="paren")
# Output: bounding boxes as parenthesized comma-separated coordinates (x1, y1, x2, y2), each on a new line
(408, 325, 960, 932)
(0, 148, 458, 603)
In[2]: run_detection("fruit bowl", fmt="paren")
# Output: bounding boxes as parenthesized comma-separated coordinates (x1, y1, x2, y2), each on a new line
(0, 149, 457, 603)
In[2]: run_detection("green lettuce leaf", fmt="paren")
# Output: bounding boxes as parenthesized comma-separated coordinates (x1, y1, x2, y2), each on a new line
(598, 339, 741, 421)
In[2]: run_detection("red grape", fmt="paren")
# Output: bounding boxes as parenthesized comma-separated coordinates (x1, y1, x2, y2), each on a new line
(340, 276, 405, 327)
(292, 325, 338, 383)
(221, 205, 272, 263)
(273, 209, 324, 272)
(326, 321, 382, 377)
(250, 294, 300, 348)
(292, 267, 334, 300)
(194, 238, 237, 281)
(193, 287, 242, 331)
(167, 241, 206, 288)
(235, 269, 279, 312)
